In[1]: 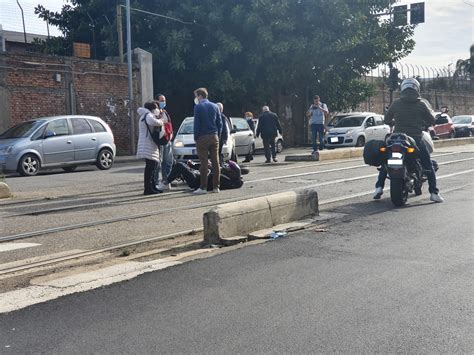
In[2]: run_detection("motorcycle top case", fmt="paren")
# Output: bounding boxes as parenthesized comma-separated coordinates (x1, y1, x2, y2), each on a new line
(363, 139, 386, 167)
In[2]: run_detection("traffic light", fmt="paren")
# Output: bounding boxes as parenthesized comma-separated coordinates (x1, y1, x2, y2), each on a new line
(388, 68, 400, 90)
(393, 5, 408, 26)
(410, 2, 425, 24)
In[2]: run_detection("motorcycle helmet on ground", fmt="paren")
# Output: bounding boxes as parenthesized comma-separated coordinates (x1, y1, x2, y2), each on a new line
(400, 78, 420, 94)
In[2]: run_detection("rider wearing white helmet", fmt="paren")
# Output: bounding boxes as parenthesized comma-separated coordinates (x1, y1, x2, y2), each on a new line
(373, 78, 444, 202)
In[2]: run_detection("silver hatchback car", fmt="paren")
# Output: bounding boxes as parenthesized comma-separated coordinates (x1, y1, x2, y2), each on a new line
(0, 115, 116, 176)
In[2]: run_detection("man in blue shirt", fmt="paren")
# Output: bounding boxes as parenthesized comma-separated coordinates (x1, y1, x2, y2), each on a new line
(306, 95, 329, 152)
(193, 87, 222, 195)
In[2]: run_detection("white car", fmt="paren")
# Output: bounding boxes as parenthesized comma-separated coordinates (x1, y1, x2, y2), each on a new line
(172, 117, 254, 162)
(325, 113, 390, 148)
(229, 117, 255, 159)
(253, 119, 284, 153)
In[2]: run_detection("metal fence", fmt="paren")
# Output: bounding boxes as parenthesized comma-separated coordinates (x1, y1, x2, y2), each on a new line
(365, 63, 472, 92)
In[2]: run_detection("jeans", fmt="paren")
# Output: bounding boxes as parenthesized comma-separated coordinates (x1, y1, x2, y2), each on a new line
(160, 142, 174, 180)
(375, 137, 438, 194)
(262, 137, 276, 161)
(311, 123, 325, 151)
(144, 159, 160, 193)
(196, 134, 220, 190)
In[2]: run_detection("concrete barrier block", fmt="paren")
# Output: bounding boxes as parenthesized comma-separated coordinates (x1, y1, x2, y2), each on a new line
(267, 189, 318, 225)
(0, 182, 12, 199)
(203, 197, 272, 245)
(203, 188, 319, 245)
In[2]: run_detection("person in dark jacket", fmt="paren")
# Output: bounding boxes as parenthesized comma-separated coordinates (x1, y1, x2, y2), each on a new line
(256, 106, 282, 163)
(242, 112, 255, 163)
(373, 78, 443, 203)
(165, 160, 244, 191)
(216, 102, 232, 162)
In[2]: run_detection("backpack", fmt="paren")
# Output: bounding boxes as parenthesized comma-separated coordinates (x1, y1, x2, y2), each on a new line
(142, 112, 172, 146)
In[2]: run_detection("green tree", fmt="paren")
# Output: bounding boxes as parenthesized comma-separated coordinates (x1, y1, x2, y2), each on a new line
(35, 0, 415, 113)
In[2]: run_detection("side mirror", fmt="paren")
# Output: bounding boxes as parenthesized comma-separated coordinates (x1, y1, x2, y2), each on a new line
(44, 130, 56, 138)
(230, 129, 237, 134)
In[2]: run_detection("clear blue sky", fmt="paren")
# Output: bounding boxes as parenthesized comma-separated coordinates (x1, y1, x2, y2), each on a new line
(1, 0, 472, 69)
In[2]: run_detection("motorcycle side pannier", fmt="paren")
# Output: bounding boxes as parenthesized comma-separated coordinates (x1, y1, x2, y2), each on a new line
(363, 140, 386, 167)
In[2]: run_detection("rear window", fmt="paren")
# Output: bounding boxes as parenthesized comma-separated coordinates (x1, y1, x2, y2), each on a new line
(71, 118, 93, 135)
(0, 120, 45, 139)
(335, 116, 365, 128)
(88, 119, 107, 132)
(232, 118, 250, 131)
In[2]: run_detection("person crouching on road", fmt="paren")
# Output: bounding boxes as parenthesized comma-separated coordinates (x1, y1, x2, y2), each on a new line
(193, 88, 222, 195)
(165, 160, 244, 191)
(137, 101, 164, 195)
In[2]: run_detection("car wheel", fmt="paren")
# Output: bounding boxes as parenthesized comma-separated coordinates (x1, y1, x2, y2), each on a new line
(18, 154, 40, 176)
(276, 139, 284, 153)
(96, 148, 114, 170)
(355, 136, 365, 147)
(63, 166, 77, 173)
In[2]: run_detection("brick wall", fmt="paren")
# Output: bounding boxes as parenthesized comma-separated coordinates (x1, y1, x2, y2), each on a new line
(0, 52, 140, 154)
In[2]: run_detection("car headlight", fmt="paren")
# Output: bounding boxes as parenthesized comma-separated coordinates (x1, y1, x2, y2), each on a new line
(0, 145, 14, 154)
(345, 130, 353, 135)
(174, 140, 184, 148)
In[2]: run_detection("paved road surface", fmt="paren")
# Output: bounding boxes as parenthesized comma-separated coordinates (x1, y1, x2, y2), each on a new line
(1, 183, 472, 353)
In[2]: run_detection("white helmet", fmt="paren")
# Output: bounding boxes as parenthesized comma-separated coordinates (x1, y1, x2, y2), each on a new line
(400, 78, 420, 94)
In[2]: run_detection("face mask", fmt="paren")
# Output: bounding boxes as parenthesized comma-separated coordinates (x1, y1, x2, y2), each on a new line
(194, 97, 199, 105)
(159, 102, 166, 109)
(153, 109, 160, 115)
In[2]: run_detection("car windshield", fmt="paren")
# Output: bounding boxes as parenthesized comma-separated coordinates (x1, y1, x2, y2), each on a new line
(452, 116, 472, 124)
(0, 120, 45, 139)
(178, 119, 194, 135)
(335, 116, 365, 128)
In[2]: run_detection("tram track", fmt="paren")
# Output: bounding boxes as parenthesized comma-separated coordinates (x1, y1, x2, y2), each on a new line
(0, 178, 472, 277)
(1, 157, 473, 245)
(2, 153, 472, 220)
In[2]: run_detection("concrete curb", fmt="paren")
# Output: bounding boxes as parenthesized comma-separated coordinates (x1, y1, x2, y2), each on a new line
(203, 188, 319, 245)
(0, 182, 12, 199)
(285, 137, 474, 162)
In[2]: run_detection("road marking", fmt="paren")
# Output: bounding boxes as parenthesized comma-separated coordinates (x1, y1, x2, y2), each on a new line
(0, 259, 182, 314)
(0, 243, 40, 253)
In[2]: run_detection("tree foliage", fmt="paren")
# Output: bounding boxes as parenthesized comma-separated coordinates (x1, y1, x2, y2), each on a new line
(35, 0, 415, 113)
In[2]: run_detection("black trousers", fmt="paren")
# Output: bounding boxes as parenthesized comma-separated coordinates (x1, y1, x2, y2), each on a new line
(167, 162, 243, 191)
(167, 162, 200, 190)
(262, 137, 276, 161)
(144, 159, 159, 193)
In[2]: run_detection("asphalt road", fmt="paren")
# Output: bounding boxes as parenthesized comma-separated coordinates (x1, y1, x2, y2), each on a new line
(1, 146, 473, 268)
(0, 179, 473, 353)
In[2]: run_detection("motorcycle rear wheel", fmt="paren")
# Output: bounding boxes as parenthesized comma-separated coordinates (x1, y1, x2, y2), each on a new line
(390, 178, 408, 207)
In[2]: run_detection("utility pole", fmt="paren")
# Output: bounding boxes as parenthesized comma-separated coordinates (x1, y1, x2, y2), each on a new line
(116, 4, 124, 63)
(126, 0, 135, 154)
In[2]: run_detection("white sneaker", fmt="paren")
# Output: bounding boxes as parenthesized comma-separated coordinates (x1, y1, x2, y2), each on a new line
(373, 187, 383, 200)
(156, 182, 171, 191)
(212, 188, 220, 193)
(193, 188, 207, 195)
(430, 192, 444, 203)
